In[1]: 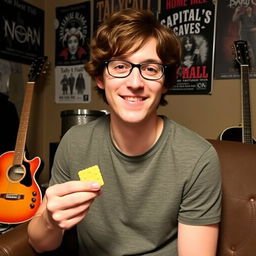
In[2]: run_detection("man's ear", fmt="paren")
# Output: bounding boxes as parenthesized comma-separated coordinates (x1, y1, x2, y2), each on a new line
(95, 76, 104, 89)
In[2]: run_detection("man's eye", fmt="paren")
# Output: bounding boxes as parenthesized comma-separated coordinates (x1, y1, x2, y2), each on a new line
(147, 67, 157, 73)
(112, 63, 130, 72)
(143, 65, 159, 74)
(115, 64, 125, 70)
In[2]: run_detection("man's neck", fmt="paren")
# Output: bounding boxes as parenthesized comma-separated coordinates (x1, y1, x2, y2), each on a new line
(110, 115, 164, 156)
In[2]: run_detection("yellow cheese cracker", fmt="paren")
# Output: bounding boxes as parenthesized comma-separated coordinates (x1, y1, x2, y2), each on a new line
(78, 165, 104, 185)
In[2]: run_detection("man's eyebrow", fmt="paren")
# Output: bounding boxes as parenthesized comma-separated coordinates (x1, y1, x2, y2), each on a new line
(120, 58, 162, 64)
(141, 59, 162, 63)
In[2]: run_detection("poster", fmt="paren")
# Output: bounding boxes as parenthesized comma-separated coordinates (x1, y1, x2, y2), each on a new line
(159, 0, 216, 94)
(93, 0, 158, 30)
(55, 2, 90, 66)
(55, 65, 91, 104)
(55, 2, 91, 104)
(214, 1, 256, 79)
(0, 0, 44, 65)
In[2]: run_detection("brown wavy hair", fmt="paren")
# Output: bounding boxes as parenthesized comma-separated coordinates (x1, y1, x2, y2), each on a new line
(85, 8, 181, 106)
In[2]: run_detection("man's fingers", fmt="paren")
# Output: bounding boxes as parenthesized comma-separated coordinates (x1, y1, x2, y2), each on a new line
(47, 190, 99, 211)
(46, 180, 101, 198)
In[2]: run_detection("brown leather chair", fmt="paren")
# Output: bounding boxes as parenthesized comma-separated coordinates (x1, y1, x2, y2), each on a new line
(0, 222, 78, 256)
(209, 139, 256, 256)
(1, 139, 256, 256)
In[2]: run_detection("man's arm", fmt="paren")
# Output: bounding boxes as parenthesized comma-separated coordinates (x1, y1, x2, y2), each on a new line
(27, 198, 64, 253)
(178, 222, 219, 256)
(27, 181, 102, 253)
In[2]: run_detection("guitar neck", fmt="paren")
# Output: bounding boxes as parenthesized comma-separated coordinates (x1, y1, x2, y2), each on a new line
(241, 65, 252, 144)
(13, 82, 35, 165)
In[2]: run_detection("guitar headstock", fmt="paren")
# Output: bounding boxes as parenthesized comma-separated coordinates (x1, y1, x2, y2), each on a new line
(28, 56, 48, 83)
(233, 40, 250, 66)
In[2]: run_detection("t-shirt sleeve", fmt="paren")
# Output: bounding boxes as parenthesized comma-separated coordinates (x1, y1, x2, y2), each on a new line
(178, 145, 222, 225)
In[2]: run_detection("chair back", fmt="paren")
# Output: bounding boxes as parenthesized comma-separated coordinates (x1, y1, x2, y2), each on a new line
(209, 140, 256, 256)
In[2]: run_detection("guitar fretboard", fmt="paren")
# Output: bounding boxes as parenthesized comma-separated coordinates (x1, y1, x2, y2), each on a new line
(241, 65, 252, 144)
(13, 82, 35, 165)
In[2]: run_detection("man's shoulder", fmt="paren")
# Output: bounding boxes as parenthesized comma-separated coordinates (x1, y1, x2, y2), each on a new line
(166, 118, 211, 152)
(63, 115, 109, 139)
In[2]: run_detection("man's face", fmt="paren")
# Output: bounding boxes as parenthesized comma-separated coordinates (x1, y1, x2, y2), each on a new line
(96, 37, 167, 124)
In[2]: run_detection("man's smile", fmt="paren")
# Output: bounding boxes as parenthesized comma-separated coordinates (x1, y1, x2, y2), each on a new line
(122, 96, 146, 102)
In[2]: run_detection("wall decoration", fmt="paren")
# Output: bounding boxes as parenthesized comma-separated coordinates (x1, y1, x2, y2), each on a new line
(55, 2, 91, 104)
(159, 0, 216, 94)
(55, 65, 91, 104)
(0, 0, 44, 65)
(55, 2, 90, 66)
(93, 0, 158, 30)
(214, 0, 256, 79)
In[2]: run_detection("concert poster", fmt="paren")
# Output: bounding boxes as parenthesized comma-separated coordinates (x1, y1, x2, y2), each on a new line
(93, 0, 158, 30)
(55, 2, 92, 104)
(159, 0, 216, 94)
(214, 0, 256, 79)
(55, 2, 91, 66)
(0, 0, 44, 65)
(55, 65, 91, 104)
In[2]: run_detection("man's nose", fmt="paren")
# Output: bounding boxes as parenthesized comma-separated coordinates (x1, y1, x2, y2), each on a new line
(126, 67, 144, 88)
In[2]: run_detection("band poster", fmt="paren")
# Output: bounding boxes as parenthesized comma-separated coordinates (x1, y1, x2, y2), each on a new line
(214, 0, 256, 79)
(0, 0, 44, 65)
(55, 2, 91, 104)
(93, 0, 158, 29)
(159, 0, 216, 94)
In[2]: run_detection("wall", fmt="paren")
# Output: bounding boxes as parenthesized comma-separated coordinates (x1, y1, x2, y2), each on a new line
(22, 0, 255, 184)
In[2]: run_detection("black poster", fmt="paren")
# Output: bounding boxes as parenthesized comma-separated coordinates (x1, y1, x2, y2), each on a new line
(0, 0, 44, 65)
(93, 0, 158, 30)
(159, 0, 216, 94)
(214, 1, 256, 79)
(55, 2, 91, 66)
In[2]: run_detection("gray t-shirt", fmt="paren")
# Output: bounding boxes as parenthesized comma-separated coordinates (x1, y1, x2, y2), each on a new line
(50, 115, 221, 256)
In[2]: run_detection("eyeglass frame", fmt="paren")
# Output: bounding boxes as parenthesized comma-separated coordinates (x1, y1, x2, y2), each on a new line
(103, 60, 168, 81)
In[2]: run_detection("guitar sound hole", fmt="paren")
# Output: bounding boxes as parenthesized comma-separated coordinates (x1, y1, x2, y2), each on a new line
(8, 165, 25, 182)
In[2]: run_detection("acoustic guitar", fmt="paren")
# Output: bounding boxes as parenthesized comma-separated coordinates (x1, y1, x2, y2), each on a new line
(0, 56, 48, 224)
(220, 40, 255, 144)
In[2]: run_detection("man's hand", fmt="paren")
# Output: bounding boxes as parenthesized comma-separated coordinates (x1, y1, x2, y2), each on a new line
(44, 180, 102, 230)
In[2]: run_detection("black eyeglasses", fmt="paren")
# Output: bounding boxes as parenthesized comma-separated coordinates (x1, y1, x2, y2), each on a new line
(104, 60, 167, 81)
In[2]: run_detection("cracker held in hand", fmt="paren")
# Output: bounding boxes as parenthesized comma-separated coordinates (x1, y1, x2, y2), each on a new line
(78, 165, 104, 185)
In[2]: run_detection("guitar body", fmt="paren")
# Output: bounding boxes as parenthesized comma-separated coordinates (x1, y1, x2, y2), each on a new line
(0, 151, 42, 224)
(220, 126, 256, 143)
(0, 57, 47, 225)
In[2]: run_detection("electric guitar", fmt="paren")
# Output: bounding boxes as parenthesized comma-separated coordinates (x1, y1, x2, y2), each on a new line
(0, 56, 48, 224)
(220, 40, 255, 144)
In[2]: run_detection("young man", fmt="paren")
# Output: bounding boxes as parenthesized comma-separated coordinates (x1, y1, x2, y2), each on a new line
(28, 8, 221, 256)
